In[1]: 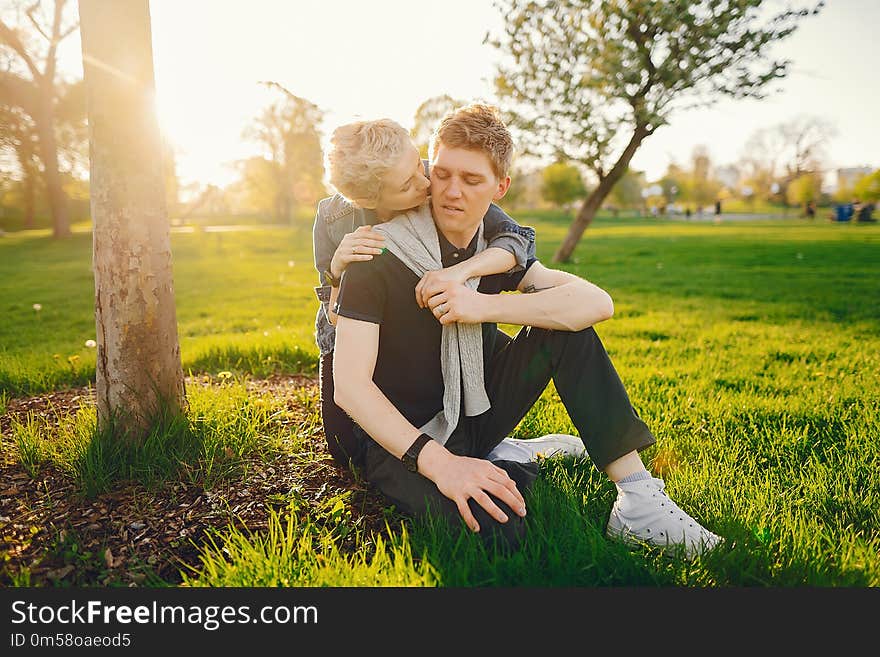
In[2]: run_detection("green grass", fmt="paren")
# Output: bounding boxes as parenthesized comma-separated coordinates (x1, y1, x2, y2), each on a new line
(4, 378, 299, 497)
(1, 214, 878, 586)
(0, 222, 320, 395)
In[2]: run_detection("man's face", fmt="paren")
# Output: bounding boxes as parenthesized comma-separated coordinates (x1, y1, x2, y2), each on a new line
(429, 144, 511, 233)
(373, 144, 430, 214)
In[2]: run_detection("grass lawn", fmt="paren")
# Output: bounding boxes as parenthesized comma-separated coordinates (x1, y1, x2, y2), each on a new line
(1, 212, 878, 586)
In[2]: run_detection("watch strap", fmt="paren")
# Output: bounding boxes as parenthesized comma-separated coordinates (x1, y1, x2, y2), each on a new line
(403, 433, 433, 473)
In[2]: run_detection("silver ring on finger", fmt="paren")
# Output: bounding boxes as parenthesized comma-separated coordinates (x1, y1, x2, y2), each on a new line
(352, 245, 357, 254)
(437, 303, 447, 315)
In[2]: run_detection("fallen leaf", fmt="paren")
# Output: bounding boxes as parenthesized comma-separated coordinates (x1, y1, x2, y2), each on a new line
(104, 547, 115, 568)
(47, 565, 74, 580)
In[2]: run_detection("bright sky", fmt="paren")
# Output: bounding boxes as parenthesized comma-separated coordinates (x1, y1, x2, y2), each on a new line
(54, 0, 879, 192)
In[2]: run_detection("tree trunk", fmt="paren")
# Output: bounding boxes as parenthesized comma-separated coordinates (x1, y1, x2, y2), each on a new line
(22, 169, 35, 229)
(79, 0, 187, 441)
(35, 95, 71, 239)
(17, 152, 37, 229)
(553, 125, 650, 263)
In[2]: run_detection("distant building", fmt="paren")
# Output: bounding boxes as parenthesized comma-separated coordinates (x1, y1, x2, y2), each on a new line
(837, 166, 872, 192)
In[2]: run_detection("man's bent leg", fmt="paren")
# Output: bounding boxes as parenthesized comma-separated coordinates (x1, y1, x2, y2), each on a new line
(477, 327, 721, 558)
(476, 326, 655, 470)
(361, 428, 537, 551)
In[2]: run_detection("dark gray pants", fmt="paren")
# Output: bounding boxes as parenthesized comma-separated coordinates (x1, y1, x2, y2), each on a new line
(360, 326, 657, 549)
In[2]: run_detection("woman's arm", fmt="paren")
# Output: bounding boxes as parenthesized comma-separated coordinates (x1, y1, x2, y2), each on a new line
(481, 203, 536, 272)
(312, 201, 338, 325)
(415, 247, 515, 309)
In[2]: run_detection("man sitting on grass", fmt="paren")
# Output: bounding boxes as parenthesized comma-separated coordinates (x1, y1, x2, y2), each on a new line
(333, 103, 722, 557)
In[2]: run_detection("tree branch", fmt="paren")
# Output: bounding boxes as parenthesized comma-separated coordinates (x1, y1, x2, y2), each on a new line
(25, 2, 51, 42)
(0, 19, 42, 80)
(44, 0, 69, 83)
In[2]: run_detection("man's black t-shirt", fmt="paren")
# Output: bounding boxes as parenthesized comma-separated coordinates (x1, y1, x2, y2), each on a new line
(335, 227, 536, 428)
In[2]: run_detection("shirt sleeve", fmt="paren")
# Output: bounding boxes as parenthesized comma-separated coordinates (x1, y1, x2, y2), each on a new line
(481, 203, 536, 272)
(478, 257, 539, 294)
(335, 259, 386, 325)
(312, 199, 336, 314)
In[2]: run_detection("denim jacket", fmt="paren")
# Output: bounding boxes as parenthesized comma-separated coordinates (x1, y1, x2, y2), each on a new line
(312, 172, 536, 355)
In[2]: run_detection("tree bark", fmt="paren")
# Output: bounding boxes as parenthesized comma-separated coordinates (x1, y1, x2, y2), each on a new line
(553, 125, 650, 263)
(79, 0, 187, 441)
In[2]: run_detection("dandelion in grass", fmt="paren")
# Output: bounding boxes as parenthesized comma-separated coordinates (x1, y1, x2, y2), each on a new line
(32, 303, 42, 311)
(217, 371, 233, 380)
(67, 355, 80, 365)
(287, 260, 295, 267)
(85, 339, 97, 348)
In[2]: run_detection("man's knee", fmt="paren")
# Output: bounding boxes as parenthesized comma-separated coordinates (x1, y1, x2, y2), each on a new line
(467, 497, 528, 553)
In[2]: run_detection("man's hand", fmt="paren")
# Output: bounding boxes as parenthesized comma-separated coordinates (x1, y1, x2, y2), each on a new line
(414, 262, 473, 308)
(418, 442, 527, 533)
(426, 283, 486, 325)
(329, 225, 385, 278)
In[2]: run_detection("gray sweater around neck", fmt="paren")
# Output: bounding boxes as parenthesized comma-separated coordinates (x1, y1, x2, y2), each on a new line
(373, 203, 491, 445)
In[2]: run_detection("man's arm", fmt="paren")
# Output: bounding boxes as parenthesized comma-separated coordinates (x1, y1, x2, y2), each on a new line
(333, 316, 527, 531)
(427, 262, 614, 332)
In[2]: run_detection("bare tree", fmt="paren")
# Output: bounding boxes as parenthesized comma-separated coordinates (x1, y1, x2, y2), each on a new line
(411, 94, 463, 158)
(79, 0, 187, 440)
(779, 114, 836, 180)
(0, 0, 78, 238)
(242, 81, 325, 223)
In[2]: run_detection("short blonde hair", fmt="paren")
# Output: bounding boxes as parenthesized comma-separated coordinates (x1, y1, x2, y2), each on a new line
(327, 119, 412, 206)
(429, 103, 514, 179)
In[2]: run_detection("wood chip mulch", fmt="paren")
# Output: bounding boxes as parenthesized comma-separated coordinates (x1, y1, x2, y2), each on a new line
(0, 376, 394, 587)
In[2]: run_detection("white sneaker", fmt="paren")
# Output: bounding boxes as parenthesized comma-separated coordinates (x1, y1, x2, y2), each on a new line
(606, 476, 722, 559)
(486, 434, 586, 463)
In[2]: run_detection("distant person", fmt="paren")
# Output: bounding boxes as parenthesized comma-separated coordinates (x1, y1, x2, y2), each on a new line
(806, 200, 816, 219)
(857, 200, 876, 223)
(685, 207, 692, 219)
(714, 199, 722, 216)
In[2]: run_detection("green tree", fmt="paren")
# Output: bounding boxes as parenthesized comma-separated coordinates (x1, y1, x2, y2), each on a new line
(608, 168, 645, 214)
(853, 170, 880, 203)
(489, 0, 823, 262)
(0, 104, 40, 228)
(411, 94, 463, 159)
(786, 172, 821, 215)
(541, 161, 587, 207)
(0, 0, 80, 238)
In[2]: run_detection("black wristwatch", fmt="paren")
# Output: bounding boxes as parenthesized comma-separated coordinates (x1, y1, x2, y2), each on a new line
(402, 433, 433, 473)
(323, 268, 341, 288)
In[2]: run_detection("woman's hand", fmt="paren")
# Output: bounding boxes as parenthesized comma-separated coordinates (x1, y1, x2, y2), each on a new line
(329, 225, 386, 278)
(415, 261, 473, 308)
